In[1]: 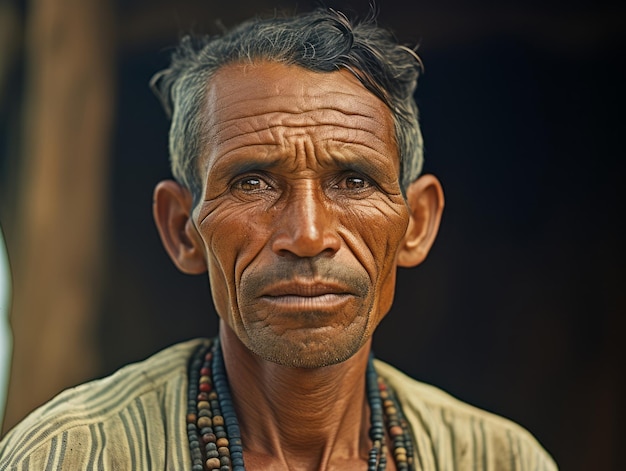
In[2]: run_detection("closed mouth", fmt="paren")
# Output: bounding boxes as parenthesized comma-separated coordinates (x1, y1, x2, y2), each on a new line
(261, 281, 351, 298)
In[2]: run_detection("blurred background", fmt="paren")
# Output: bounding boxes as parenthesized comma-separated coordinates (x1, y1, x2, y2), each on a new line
(0, 0, 624, 469)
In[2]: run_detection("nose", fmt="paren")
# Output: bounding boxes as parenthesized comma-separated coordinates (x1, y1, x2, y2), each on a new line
(271, 183, 341, 258)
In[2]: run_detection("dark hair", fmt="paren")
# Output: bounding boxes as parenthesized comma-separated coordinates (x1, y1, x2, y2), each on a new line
(151, 7, 424, 202)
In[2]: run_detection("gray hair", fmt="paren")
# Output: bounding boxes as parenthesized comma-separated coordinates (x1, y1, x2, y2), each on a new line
(150, 7, 424, 203)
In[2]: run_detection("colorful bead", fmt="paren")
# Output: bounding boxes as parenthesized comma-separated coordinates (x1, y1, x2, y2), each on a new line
(187, 339, 415, 470)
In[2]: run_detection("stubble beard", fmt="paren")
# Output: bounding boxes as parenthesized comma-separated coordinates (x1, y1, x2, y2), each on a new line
(243, 316, 370, 369)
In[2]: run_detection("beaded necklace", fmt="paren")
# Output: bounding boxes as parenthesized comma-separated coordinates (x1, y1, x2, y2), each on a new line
(187, 338, 416, 471)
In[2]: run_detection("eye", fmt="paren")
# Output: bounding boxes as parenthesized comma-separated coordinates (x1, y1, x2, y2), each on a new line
(233, 176, 273, 192)
(333, 175, 373, 191)
(345, 176, 367, 189)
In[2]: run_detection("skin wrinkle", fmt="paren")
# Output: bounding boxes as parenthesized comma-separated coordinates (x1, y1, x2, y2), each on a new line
(197, 179, 402, 330)
(228, 335, 372, 470)
(166, 60, 430, 468)
(207, 116, 387, 147)
(241, 260, 370, 307)
(148, 53, 447, 469)
(337, 205, 405, 339)
(199, 66, 391, 162)
(260, 380, 365, 451)
(257, 202, 367, 329)
(201, 63, 384, 124)
(215, 120, 389, 156)
(0, 10, 479, 470)
(199, 137, 401, 206)
(214, 107, 380, 126)
(206, 142, 397, 186)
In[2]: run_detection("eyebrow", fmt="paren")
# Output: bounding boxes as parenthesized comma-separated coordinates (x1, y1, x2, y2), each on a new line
(207, 150, 279, 182)
(208, 142, 397, 184)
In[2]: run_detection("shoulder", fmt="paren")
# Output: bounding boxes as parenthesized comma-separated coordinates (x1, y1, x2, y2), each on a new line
(0, 338, 208, 469)
(375, 359, 559, 471)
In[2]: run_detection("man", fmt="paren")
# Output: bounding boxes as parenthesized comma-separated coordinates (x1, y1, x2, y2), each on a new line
(0, 7, 558, 470)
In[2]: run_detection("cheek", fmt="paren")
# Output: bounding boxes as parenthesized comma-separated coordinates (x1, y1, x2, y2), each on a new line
(376, 264, 399, 321)
(340, 198, 409, 266)
(339, 199, 408, 312)
(201, 204, 268, 264)
(199, 204, 273, 314)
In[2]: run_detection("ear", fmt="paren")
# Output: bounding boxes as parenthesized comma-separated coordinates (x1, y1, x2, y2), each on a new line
(153, 180, 207, 274)
(396, 174, 445, 267)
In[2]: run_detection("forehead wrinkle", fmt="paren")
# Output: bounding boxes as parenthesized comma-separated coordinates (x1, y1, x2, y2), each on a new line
(210, 131, 392, 180)
(208, 66, 385, 114)
(204, 61, 394, 131)
(205, 127, 399, 184)
(212, 123, 391, 159)
(209, 137, 399, 184)
(200, 63, 398, 182)
(211, 107, 384, 138)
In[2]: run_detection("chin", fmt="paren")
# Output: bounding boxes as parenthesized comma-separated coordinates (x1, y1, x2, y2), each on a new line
(245, 329, 366, 369)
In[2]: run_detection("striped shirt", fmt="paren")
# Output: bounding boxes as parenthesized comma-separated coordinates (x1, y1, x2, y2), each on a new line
(0, 338, 558, 470)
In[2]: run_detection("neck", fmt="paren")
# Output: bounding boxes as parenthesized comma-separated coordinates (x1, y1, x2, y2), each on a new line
(219, 323, 374, 470)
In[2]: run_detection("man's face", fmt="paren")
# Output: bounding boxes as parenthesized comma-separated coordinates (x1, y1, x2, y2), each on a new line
(192, 61, 410, 368)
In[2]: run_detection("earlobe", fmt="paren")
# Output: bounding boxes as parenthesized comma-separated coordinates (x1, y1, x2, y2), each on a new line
(397, 174, 445, 268)
(153, 180, 208, 275)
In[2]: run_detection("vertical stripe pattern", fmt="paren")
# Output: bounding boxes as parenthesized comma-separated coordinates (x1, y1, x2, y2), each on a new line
(0, 340, 558, 470)
(375, 360, 559, 471)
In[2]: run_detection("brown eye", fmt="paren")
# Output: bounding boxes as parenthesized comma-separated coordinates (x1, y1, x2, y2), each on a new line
(235, 177, 271, 191)
(345, 176, 366, 189)
(334, 175, 371, 191)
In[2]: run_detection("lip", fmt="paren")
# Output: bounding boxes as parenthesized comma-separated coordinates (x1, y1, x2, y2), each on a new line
(260, 281, 351, 298)
(258, 293, 354, 313)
